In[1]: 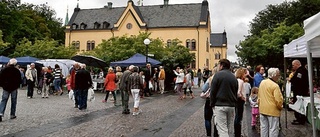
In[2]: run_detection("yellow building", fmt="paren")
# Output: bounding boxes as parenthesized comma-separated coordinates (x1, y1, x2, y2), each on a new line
(65, 0, 227, 70)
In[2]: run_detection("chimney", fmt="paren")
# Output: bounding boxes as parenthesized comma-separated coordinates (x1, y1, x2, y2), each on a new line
(108, 2, 112, 9)
(164, 0, 169, 6)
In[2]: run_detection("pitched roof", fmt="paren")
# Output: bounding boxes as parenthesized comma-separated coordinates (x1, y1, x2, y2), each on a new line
(68, 2, 208, 29)
(210, 32, 227, 47)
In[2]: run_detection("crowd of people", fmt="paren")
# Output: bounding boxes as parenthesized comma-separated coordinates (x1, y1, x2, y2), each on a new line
(201, 59, 311, 137)
(0, 57, 312, 137)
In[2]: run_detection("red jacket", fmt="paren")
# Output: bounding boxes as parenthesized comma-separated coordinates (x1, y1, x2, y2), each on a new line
(104, 72, 116, 91)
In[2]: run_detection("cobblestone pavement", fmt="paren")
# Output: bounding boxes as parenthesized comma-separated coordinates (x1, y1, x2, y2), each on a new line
(0, 87, 317, 137)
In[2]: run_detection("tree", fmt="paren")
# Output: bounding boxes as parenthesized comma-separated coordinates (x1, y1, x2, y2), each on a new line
(0, 30, 9, 55)
(11, 38, 77, 59)
(236, 23, 303, 67)
(85, 32, 195, 68)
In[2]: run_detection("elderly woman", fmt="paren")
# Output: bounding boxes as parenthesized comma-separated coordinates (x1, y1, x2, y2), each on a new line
(258, 68, 283, 137)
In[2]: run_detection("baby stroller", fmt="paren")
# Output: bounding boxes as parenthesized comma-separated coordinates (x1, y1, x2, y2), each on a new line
(36, 78, 54, 95)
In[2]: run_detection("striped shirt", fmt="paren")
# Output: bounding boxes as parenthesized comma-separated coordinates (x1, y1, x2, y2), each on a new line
(53, 68, 62, 79)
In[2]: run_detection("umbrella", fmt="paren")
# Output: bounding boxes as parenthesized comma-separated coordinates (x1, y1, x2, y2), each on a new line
(0, 56, 10, 64)
(16, 56, 41, 66)
(71, 55, 107, 68)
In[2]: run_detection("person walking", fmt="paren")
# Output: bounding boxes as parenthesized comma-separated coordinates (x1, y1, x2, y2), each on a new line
(234, 67, 247, 137)
(0, 58, 21, 121)
(70, 63, 80, 108)
(203, 65, 219, 137)
(144, 63, 153, 96)
(173, 69, 185, 100)
(290, 60, 309, 125)
(258, 68, 283, 137)
(115, 66, 123, 96)
(249, 87, 259, 129)
(158, 66, 165, 94)
(210, 59, 238, 137)
(197, 69, 202, 88)
(128, 66, 144, 116)
(153, 68, 159, 93)
(74, 64, 92, 111)
(183, 69, 195, 99)
(42, 67, 52, 98)
(119, 65, 134, 114)
(102, 68, 117, 105)
(53, 64, 63, 95)
(25, 63, 37, 98)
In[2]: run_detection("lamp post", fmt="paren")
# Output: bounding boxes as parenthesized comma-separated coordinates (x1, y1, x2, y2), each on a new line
(144, 38, 150, 65)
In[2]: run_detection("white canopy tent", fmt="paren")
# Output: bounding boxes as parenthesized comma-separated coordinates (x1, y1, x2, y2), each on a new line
(304, 11, 320, 137)
(283, 11, 320, 137)
(36, 59, 77, 78)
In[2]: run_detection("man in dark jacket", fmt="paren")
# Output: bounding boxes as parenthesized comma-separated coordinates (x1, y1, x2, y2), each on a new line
(119, 65, 134, 114)
(290, 60, 309, 125)
(0, 58, 22, 121)
(210, 59, 238, 136)
(74, 64, 92, 110)
(144, 63, 153, 96)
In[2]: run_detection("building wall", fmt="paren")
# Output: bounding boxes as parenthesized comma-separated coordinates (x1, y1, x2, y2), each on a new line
(65, 2, 223, 70)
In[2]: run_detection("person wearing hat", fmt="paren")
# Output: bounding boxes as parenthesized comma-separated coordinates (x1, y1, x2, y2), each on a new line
(0, 58, 21, 121)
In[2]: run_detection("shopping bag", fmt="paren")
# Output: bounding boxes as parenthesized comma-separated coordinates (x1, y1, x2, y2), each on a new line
(200, 88, 210, 99)
(87, 88, 95, 102)
(69, 90, 74, 100)
(149, 81, 153, 89)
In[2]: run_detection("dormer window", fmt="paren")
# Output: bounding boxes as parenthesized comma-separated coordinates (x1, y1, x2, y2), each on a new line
(103, 21, 110, 29)
(80, 23, 87, 29)
(72, 23, 78, 29)
(94, 22, 100, 29)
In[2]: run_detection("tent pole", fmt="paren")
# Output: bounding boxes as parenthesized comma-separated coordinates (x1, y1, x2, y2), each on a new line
(284, 58, 287, 129)
(307, 42, 317, 137)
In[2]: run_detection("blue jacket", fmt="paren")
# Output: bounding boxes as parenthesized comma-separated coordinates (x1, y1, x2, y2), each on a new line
(254, 72, 264, 87)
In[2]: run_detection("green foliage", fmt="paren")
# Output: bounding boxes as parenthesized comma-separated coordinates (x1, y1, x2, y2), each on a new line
(11, 38, 77, 59)
(0, 1, 65, 56)
(237, 0, 320, 67)
(236, 23, 303, 67)
(0, 30, 9, 55)
(86, 32, 194, 69)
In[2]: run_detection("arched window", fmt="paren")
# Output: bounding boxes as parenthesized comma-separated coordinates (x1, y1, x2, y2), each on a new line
(215, 52, 221, 60)
(75, 41, 80, 50)
(186, 39, 190, 49)
(72, 41, 76, 46)
(167, 39, 171, 47)
(191, 39, 196, 50)
(86, 40, 95, 51)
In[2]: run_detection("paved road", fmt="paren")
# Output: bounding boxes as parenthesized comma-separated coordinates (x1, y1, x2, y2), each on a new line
(0, 87, 315, 137)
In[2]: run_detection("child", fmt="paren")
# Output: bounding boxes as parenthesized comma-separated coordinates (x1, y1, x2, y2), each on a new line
(249, 87, 259, 129)
(244, 78, 251, 103)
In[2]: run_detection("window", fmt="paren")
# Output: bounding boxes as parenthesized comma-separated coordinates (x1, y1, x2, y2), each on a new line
(215, 52, 221, 60)
(72, 23, 78, 29)
(75, 41, 80, 50)
(206, 59, 209, 68)
(186, 39, 190, 49)
(80, 23, 87, 29)
(72, 41, 76, 46)
(191, 61, 196, 69)
(126, 23, 132, 29)
(86, 40, 95, 51)
(191, 39, 196, 50)
(94, 22, 100, 29)
(167, 39, 171, 47)
(103, 21, 110, 29)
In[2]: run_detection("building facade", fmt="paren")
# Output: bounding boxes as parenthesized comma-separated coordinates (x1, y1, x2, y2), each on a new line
(65, 0, 227, 70)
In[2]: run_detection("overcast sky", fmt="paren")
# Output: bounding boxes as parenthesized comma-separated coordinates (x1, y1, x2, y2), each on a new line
(21, 0, 294, 62)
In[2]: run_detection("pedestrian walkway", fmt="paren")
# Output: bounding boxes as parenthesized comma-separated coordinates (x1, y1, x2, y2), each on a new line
(0, 87, 317, 136)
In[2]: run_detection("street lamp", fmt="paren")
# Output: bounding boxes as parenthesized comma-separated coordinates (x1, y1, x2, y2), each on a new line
(144, 38, 150, 65)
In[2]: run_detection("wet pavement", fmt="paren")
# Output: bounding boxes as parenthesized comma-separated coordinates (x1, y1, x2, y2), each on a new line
(0, 87, 316, 137)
